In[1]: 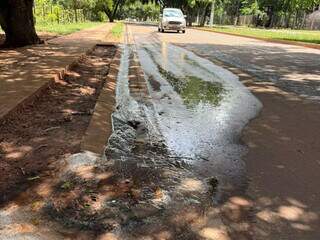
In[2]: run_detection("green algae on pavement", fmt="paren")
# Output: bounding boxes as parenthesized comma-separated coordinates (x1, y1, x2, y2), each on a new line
(143, 47, 225, 107)
(181, 76, 225, 107)
(161, 70, 225, 108)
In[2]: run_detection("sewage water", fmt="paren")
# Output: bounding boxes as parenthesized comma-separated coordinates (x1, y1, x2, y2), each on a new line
(106, 24, 262, 203)
(133, 35, 262, 199)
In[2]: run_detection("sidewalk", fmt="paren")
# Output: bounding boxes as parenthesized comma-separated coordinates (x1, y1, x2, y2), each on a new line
(0, 23, 114, 121)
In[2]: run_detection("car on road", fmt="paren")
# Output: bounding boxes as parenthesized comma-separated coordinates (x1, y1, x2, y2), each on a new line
(158, 8, 186, 33)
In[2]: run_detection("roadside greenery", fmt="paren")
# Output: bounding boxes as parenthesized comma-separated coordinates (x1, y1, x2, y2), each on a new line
(110, 22, 124, 38)
(33, 0, 158, 24)
(163, 0, 320, 29)
(35, 21, 103, 35)
(32, 0, 160, 27)
(119, 1, 160, 21)
(201, 26, 320, 44)
(1, 0, 320, 47)
(33, 0, 109, 24)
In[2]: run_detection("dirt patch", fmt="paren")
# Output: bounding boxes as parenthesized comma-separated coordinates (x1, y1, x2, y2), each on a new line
(0, 45, 117, 205)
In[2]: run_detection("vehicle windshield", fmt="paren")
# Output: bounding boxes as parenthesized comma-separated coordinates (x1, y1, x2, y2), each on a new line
(163, 10, 183, 18)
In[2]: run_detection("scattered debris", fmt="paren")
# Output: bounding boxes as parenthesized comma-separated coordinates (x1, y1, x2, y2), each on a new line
(27, 176, 40, 181)
(43, 126, 61, 133)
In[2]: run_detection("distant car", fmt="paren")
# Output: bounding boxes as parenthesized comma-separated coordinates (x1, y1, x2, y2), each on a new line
(158, 8, 186, 33)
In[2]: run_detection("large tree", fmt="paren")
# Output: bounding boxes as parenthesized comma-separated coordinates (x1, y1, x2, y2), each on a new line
(0, 0, 41, 47)
(95, 0, 126, 22)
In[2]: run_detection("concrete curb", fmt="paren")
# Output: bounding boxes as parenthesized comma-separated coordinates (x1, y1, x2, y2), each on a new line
(80, 45, 122, 155)
(0, 24, 114, 126)
(0, 44, 98, 127)
(193, 27, 320, 50)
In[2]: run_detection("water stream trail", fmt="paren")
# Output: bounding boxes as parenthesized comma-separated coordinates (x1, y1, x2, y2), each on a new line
(130, 28, 263, 200)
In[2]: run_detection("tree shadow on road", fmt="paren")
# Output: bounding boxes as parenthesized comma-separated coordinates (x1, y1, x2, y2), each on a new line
(175, 42, 320, 101)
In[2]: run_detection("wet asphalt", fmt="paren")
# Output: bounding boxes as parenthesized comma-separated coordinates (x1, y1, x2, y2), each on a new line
(116, 24, 262, 202)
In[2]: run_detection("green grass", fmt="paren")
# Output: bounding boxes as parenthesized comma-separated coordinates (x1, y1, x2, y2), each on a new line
(110, 22, 124, 38)
(35, 21, 104, 35)
(200, 26, 320, 44)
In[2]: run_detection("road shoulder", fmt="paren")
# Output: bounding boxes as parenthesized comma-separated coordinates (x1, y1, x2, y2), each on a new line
(181, 48, 320, 239)
(194, 27, 320, 50)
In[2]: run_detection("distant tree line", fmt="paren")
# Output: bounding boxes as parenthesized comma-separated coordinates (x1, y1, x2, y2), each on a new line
(161, 0, 320, 28)
(0, 0, 148, 46)
(119, 1, 160, 21)
(1, 0, 320, 47)
(33, 0, 160, 24)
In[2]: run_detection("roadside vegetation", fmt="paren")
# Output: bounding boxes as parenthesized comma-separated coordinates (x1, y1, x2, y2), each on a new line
(35, 21, 103, 35)
(120, 1, 160, 21)
(163, 0, 320, 44)
(110, 22, 124, 38)
(166, 0, 320, 29)
(1, 0, 320, 47)
(200, 26, 320, 44)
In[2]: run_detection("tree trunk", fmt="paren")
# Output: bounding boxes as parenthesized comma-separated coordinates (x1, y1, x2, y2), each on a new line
(199, 4, 210, 27)
(209, 0, 215, 27)
(196, 9, 200, 25)
(219, 12, 223, 25)
(265, 6, 274, 28)
(233, 0, 241, 26)
(311, 16, 315, 30)
(199, 11, 206, 27)
(234, 16, 238, 26)
(104, 0, 124, 23)
(0, 0, 41, 47)
(74, 8, 78, 22)
(285, 12, 291, 28)
(293, 10, 299, 29)
(104, 10, 114, 22)
(301, 12, 307, 29)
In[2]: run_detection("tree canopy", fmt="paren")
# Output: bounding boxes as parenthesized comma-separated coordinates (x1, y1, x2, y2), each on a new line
(1, 0, 319, 47)
(161, 0, 320, 27)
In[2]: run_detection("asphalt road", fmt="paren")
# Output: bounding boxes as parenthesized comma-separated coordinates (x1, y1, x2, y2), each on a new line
(127, 24, 320, 240)
(159, 27, 320, 100)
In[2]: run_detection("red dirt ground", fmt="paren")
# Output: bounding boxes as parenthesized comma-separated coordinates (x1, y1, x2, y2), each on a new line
(0, 45, 116, 205)
(0, 33, 58, 47)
